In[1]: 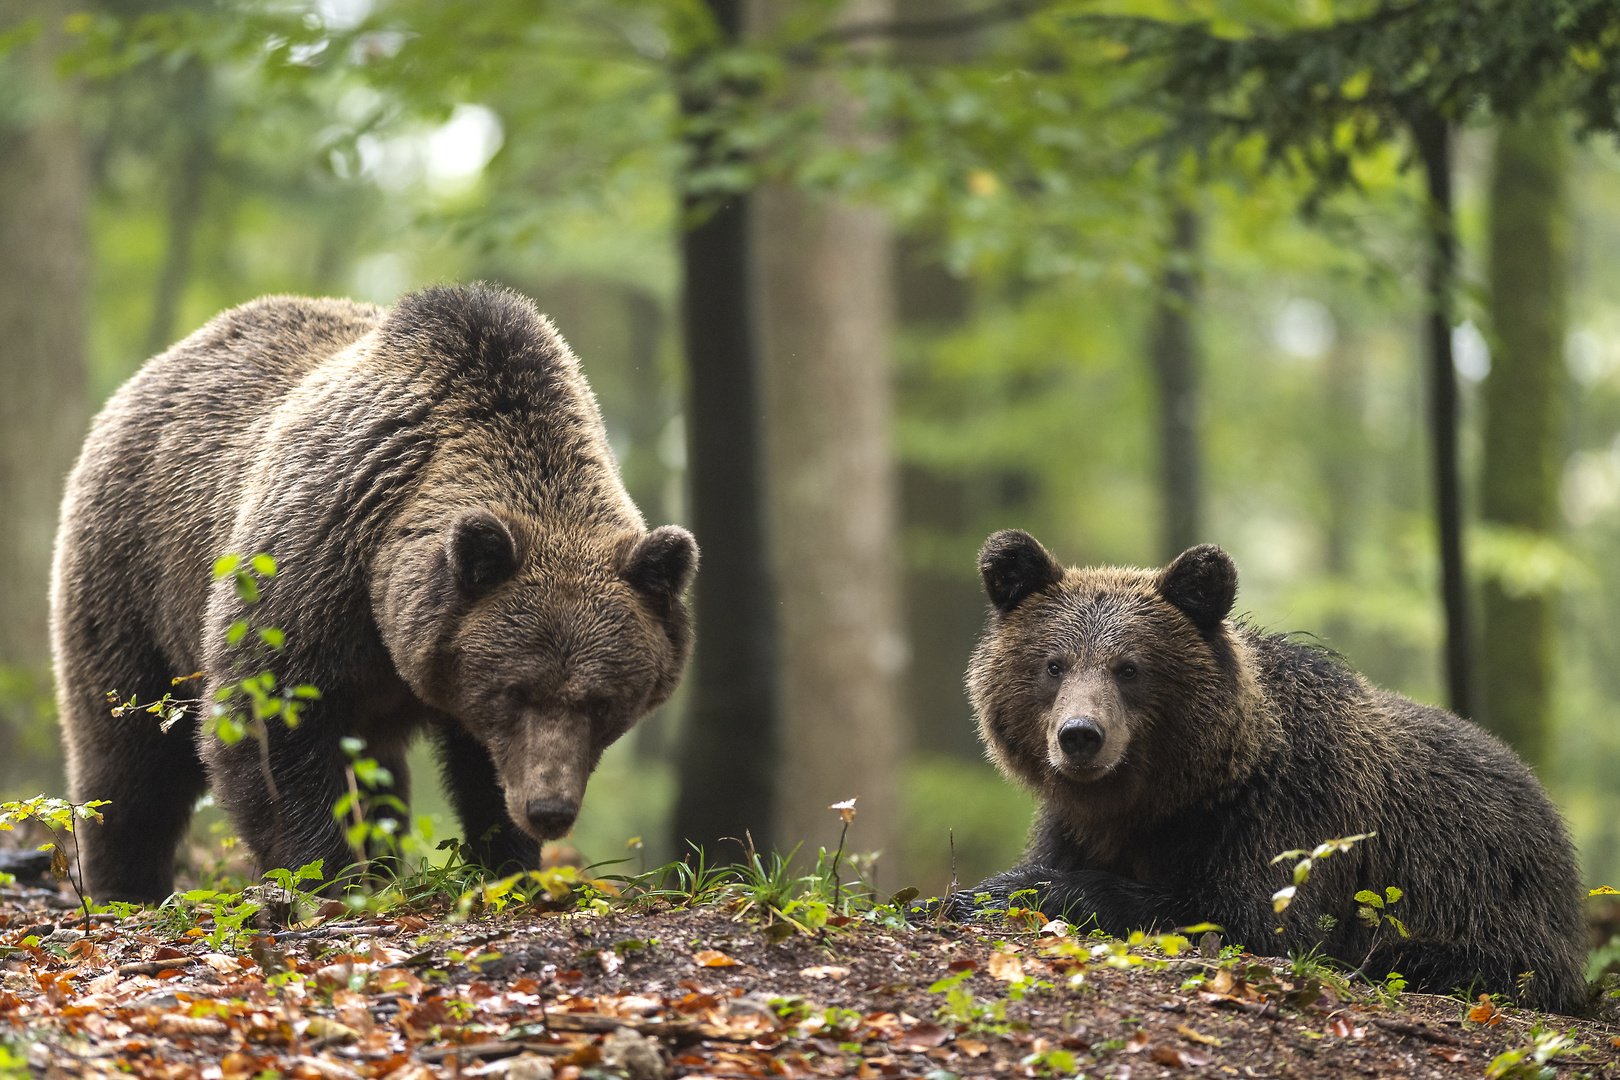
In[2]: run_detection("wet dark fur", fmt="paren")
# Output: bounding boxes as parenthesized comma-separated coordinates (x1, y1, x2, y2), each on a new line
(949, 530, 1588, 1015)
(53, 285, 696, 902)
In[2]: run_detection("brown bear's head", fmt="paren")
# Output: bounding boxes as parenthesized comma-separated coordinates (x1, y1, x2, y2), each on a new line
(967, 530, 1266, 840)
(376, 507, 697, 842)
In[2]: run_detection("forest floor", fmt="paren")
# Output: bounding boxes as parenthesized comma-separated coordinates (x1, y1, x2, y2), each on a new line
(0, 872, 1616, 1080)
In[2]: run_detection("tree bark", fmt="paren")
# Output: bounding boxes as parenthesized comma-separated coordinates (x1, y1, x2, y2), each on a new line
(752, 0, 905, 881)
(670, 0, 782, 857)
(0, 0, 88, 670)
(1411, 110, 1473, 720)
(1480, 110, 1567, 769)
(1148, 202, 1203, 563)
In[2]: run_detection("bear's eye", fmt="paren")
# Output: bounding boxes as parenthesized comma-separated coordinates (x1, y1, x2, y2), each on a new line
(1046, 660, 1062, 679)
(1116, 662, 1138, 681)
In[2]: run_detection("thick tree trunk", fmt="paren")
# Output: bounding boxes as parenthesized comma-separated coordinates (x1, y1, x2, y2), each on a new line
(0, 0, 88, 669)
(670, 0, 781, 857)
(1148, 203, 1202, 563)
(751, 0, 905, 880)
(0, 0, 88, 791)
(1412, 111, 1473, 720)
(1480, 110, 1567, 769)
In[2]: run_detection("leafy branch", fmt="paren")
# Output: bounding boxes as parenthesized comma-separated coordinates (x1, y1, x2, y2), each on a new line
(0, 797, 110, 932)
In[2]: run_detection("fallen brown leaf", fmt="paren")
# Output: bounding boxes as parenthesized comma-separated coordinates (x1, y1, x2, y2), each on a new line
(1468, 994, 1503, 1026)
(1150, 1046, 1209, 1068)
(1176, 1023, 1221, 1046)
(1429, 1048, 1466, 1063)
(1124, 1029, 1150, 1053)
(986, 951, 1025, 982)
(692, 950, 739, 968)
(798, 965, 849, 980)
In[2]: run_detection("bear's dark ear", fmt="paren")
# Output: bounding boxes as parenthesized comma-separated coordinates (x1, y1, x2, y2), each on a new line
(1158, 544, 1237, 636)
(979, 530, 1064, 614)
(448, 510, 519, 596)
(622, 525, 699, 599)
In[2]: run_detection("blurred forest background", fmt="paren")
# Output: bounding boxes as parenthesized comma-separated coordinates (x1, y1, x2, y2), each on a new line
(2, 0, 1620, 921)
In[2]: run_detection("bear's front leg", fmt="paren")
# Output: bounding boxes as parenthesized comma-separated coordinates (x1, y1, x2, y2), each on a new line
(200, 715, 359, 893)
(433, 725, 540, 877)
(943, 866, 1191, 936)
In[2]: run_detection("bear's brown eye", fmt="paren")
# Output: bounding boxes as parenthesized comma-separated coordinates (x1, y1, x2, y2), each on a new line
(1116, 662, 1138, 681)
(1046, 660, 1062, 678)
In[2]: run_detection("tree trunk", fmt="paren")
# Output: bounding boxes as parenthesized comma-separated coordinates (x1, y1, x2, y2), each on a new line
(144, 58, 212, 357)
(670, 0, 782, 857)
(0, 0, 88, 791)
(1480, 110, 1567, 769)
(752, 0, 905, 881)
(1148, 202, 1202, 563)
(0, 0, 88, 669)
(1411, 110, 1473, 720)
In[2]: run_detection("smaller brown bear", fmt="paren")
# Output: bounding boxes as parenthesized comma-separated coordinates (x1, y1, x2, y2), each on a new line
(53, 285, 696, 902)
(946, 530, 1588, 1015)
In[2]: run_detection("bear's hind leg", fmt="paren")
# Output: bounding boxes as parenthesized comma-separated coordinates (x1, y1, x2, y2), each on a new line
(433, 725, 540, 876)
(70, 709, 209, 904)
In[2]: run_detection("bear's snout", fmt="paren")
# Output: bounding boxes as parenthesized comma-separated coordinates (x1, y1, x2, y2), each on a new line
(1058, 716, 1105, 763)
(525, 797, 580, 838)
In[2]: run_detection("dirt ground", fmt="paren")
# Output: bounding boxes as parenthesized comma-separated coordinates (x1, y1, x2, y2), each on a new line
(1, 876, 1616, 1080)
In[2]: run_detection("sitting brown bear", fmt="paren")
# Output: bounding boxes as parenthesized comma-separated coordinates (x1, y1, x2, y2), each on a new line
(945, 530, 1588, 1015)
(53, 284, 696, 902)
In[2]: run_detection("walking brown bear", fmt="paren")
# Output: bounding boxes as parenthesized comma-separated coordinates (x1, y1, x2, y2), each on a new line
(944, 529, 1588, 1015)
(52, 284, 697, 903)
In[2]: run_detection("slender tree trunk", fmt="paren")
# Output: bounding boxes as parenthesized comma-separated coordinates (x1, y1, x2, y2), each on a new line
(1480, 110, 1567, 769)
(752, 0, 905, 882)
(1148, 202, 1202, 563)
(670, 0, 781, 857)
(1412, 110, 1473, 720)
(0, 0, 88, 670)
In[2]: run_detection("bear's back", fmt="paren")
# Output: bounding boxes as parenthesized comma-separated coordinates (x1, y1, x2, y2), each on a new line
(54, 297, 385, 671)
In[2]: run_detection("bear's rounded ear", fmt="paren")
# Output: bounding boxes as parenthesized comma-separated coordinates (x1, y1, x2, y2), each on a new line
(621, 525, 699, 600)
(448, 509, 520, 597)
(1158, 544, 1238, 636)
(979, 530, 1064, 614)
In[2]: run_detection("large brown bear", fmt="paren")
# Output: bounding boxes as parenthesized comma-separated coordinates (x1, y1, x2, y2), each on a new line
(52, 284, 697, 902)
(945, 530, 1588, 1015)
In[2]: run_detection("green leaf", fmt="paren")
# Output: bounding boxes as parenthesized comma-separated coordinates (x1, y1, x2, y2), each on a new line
(250, 553, 277, 577)
(1353, 889, 1383, 908)
(1292, 860, 1311, 886)
(213, 554, 241, 579)
(294, 860, 325, 883)
(1384, 886, 1402, 905)
(226, 620, 249, 646)
(1386, 915, 1409, 938)
(292, 685, 322, 699)
(234, 574, 261, 604)
(888, 886, 920, 907)
(258, 627, 285, 649)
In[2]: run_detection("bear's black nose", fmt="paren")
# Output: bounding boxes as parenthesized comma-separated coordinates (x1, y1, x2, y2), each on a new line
(1058, 717, 1105, 763)
(526, 797, 580, 837)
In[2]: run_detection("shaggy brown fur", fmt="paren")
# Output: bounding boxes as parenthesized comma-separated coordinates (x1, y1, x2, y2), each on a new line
(947, 530, 1588, 1015)
(52, 285, 697, 902)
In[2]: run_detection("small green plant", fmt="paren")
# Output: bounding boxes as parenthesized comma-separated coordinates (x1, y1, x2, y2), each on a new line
(928, 968, 1009, 1035)
(1485, 1026, 1585, 1080)
(0, 796, 110, 929)
(206, 553, 321, 804)
(1355, 886, 1409, 937)
(1269, 832, 1374, 927)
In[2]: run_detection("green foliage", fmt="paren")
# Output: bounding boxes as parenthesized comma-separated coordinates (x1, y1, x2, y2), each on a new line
(1486, 1025, 1586, 1080)
(0, 796, 109, 925)
(1268, 831, 1374, 917)
(1354, 885, 1409, 938)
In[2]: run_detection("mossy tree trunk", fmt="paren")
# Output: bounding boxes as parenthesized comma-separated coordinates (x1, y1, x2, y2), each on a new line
(753, 0, 905, 883)
(0, 0, 88, 788)
(1412, 110, 1474, 720)
(1148, 202, 1203, 563)
(1480, 110, 1568, 770)
(670, 0, 783, 857)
